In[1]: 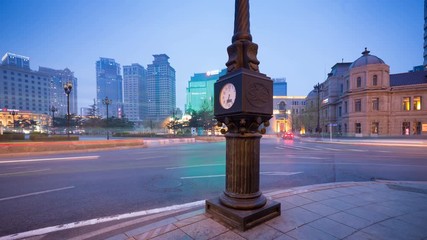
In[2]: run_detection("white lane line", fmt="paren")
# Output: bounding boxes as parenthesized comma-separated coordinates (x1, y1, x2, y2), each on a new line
(0, 186, 75, 202)
(167, 163, 224, 170)
(261, 172, 303, 176)
(348, 149, 367, 152)
(181, 174, 225, 179)
(0, 168, 50, 177)
(0, 155, 99, 164)
(2, 200, 205, 240)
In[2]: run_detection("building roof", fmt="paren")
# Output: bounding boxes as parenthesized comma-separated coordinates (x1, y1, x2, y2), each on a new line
(349, 48, 385, 69)
(390, 70, 427, 86)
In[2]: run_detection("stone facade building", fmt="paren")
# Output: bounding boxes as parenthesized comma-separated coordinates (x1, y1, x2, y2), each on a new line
(307, 48, 427, 137)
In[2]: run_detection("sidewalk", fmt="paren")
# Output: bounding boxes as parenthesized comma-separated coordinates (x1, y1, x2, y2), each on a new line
(9, 180, 427, 240)
(301, 136, 427, 148)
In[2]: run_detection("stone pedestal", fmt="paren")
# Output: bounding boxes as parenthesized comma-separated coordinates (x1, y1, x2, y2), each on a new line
(206, 133, 280, 231)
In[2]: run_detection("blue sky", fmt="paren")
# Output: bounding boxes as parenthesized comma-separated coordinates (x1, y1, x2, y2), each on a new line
(0, 0, 423, 111)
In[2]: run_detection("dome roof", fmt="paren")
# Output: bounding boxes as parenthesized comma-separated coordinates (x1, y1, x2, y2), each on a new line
(349, 48, 385, 69)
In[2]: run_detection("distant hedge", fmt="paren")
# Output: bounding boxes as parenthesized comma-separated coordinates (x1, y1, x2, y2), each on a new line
(0, 133, 25, 141)
(29, 134, 79, 141)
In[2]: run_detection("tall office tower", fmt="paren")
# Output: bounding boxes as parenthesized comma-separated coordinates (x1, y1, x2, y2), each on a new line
(123, 63, 147, 122)
(424, 0, 427, 68)
(39, 67, 78, 117)
(146, 54, 176, 121)
(96, 58, 123, 119)
(0, 52, 51, 114)
(273, 78, 288, 96)
(186, 69, 227, 113)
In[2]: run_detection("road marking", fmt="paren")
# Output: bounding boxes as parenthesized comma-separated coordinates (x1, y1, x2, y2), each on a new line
(2, 200, 205, 240)
(0, 168, 50, 177)
(348, 149, 367, 152)
(0, 186, 75, 202)
(261, 172, 303, 176)
(181, 174, 225, 179)
(0, 155, 99, 164)
(166, 163, 224, 170)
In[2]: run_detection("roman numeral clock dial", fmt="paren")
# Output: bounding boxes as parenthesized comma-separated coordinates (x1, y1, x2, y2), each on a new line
(220, 83, 236, 109)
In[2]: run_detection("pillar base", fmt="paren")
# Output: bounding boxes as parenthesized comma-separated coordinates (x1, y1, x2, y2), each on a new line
(205, 197, 281, 231)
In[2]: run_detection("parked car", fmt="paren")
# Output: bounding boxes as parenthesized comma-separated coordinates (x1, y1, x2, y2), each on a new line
(282, 131, 294, 140)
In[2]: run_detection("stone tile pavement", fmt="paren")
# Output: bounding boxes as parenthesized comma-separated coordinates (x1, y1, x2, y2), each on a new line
(14, 181, 427, 240)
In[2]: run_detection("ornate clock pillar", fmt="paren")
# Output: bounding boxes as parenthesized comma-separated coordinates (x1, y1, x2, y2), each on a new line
(205, 0, 281, 231)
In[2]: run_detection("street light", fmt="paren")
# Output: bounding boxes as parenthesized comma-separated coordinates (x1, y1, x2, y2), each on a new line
(102, 96, 112, 140)
(9, 110, 17, 131)
(63, 81, 73, 139)
(313, 82, 322, 135)
(50, 106, 58, 131)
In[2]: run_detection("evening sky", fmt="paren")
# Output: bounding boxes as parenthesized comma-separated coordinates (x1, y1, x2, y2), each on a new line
(0, 0, 423, 111)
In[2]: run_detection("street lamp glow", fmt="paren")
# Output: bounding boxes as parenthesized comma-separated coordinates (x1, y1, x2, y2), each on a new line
(63, 81, 73, 139)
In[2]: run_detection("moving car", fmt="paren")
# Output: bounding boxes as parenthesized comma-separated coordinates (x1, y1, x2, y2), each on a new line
(282, 131, 294, 140)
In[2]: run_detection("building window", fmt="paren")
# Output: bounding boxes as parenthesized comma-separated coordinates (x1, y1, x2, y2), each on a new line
(355, 99, 362, 112)
(371, 122, 379, 134)
(373, 75, 378, 86)
(346, 79, 349, 91)
(356, 77, 361, 88)
(413, 96, 421, 110)
(340, 84, 343, 94)
(402, 97, 411, 111)
(355, 123, 361, 134)
(402, 122, 410, 135)
(372, 98, 379, 111)
(338, 106, 342, 117)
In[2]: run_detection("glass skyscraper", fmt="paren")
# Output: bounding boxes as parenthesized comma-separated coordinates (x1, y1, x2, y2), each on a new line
(123, 63, 146, 122)
(185, 69, 226, 113)
(146, 54, 176, 121)
(273, 78, 287, 96)
(96, 58, 123, 119)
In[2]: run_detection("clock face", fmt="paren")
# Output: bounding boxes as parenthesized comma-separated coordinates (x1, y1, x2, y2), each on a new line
(220, 83, 236, 109)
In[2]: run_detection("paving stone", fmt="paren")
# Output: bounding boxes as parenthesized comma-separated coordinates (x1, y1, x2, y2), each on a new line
(273, 234, 297, 240)
(343, 230, 378, 240)
(275, 198, 298, 211)
(337, 195, 374, 207)
(299, 191, 332, 201)
(180, 218, 229, 240)
(308, 217, 356, 239)
(210, 230, 246, 240)
(287, 224, 338, 240)
(345, 206, 390, 223)
(319, 198, 357, 211)
(279, 195, 313, 207)
(150, 229, 192, 240)
(266, 207, 321, 233)
(327, 211, 372, 230)
(174, 214, 207, 228)
(233, 223, 282, 239)
(301, 202, 341, 216)
(362, 203, 406, 217)
(125, 217, 177, 237)
(361, 219, 425, 240)
(397, 210, 427, 229)
(133, 224, 177, 240)
(378, 218, 427, 239)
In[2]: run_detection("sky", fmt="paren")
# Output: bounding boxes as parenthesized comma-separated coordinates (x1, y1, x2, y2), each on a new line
(0, 0, 423, 111)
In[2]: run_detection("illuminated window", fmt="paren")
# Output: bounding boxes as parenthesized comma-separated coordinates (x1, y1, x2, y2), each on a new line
(357, 77, 361, 88)
(373, 75, 378, 86)
(372, 98, 379, 111)
(413, 96, 421, 110)
(402, 97, 411, 111)
(355, 123, 361, 133)
(371, 122, 379, 134)
(355, 99, 362, 112)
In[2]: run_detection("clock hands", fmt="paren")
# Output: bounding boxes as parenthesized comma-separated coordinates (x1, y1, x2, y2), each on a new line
(227, 94, 233, 104)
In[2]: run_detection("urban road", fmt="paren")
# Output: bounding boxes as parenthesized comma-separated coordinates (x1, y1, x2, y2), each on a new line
(0, 137, 426, 236)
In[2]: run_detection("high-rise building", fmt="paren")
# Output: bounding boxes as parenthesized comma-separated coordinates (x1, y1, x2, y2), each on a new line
(39, 67, 78, 117)
(123, 63, 146, 122)
(0, 53, 51, 114)
(146, 54, 176, 121)
(273, 78, 287, 96)
(186, 69, 227, 113)
(1, 52, 30, 69)
(96, 58, 123, 119)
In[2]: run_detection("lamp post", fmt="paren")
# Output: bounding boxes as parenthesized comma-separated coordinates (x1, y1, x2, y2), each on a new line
(206, 0, 280, 231)
(102, 96, 112, 140)
(9, 110, 17, 131)
(50, 106, 58, 130)
(63, 82, 73, 139)
(313, 82, 322, 135)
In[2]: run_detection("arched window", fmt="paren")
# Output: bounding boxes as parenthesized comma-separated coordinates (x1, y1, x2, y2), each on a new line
(373, 75, 378, 86)
(278, 101, 286, 111)
(356, 77, 362, 88)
